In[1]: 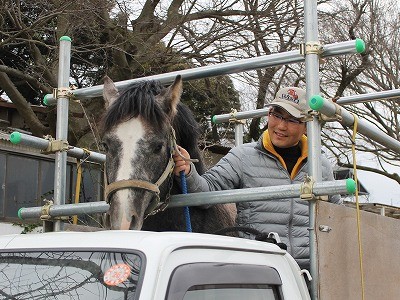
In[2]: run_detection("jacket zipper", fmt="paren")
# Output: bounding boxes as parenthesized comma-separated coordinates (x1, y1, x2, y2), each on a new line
(256, 142, 308, 256)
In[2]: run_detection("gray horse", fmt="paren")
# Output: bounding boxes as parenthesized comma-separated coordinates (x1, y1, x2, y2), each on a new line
(101, 75, 236, 232)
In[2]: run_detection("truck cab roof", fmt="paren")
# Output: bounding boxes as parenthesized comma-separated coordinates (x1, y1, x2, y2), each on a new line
(0, 230, 310, 300)
(0, 230, 286, 254)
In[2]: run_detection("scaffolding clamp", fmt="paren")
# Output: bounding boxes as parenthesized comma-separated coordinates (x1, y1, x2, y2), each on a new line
(53, 87, 73, 100)
(300, 175, 315, 200)
(42, 136, 71, 154)
(304, 105, 342, 124)
(300, 41, 323, 56)
(300, 109, 315, 122)
(229, 108, 245, 124)
(40, 199, 69, 221)
(300, 175, 328, 201)
(40, 199, 53, 221)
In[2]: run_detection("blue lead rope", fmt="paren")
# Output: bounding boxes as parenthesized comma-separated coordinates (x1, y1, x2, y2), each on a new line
(180, 170, 192, 232)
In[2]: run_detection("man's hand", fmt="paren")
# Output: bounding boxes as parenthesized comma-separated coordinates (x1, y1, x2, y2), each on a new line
(173, 146, 191, 176)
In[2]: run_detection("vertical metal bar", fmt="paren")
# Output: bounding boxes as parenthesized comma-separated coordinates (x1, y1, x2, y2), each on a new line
(304, 1, 321, 299)
(52, 36, 72, 232)
(380, 206, 385, 216)
(234, 123, 244, 146)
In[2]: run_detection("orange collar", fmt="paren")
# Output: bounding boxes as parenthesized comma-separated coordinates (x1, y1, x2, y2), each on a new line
(262, 131, 308, 179)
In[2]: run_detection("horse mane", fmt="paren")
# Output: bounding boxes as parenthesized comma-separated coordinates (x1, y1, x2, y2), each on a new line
(101, 80, 167, 132)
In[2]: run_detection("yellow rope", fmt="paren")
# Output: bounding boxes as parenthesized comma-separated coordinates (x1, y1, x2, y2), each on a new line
(73, 161, 82, 224)
(73, 148, 91, 224)
(351, 113, 365, 300)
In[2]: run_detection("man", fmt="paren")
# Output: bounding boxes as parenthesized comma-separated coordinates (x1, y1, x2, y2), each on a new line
(173, 87, 342, 270)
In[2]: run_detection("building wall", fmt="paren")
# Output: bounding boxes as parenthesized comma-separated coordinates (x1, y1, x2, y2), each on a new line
(0, 140, 103, 225)
(0, 101, 48, 132)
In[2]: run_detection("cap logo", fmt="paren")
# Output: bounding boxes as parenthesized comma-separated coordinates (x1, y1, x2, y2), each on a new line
(281, 88, 299, 104)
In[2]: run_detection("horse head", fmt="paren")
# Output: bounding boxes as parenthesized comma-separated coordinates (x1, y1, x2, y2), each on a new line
(101, 75, 184, 230)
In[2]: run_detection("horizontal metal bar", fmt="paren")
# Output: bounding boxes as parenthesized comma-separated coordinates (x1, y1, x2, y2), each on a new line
(9, 131, 106, 164)
(168, 179, 352, 207)
(18, 179, 353, 220)
(18, 202, 109, 220)
(336, 89, 400, 105)
(213, 107, 269, 124)
(213, 88, 400, 123)
(309, 96, 400, 154)
(44, 40, 363, 105)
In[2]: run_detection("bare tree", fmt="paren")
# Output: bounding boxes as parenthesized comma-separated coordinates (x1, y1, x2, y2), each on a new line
(166, 0, 305, 141)
(1, 0, 397, 186)
(318, 0, 400, 184)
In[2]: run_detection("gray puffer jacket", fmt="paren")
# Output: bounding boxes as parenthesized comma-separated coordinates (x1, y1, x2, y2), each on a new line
(183, 132, 342, 270)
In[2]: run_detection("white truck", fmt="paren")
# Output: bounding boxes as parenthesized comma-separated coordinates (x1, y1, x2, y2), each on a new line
(0, 230, 311, 299)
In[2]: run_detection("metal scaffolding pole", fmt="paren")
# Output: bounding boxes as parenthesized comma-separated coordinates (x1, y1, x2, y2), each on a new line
(51, 36, 72, 232)
(9, 131, 106, 164)
(310, 96, 400, 153)
(212, 108, 270, 124)
(213, 87, 400, 123)
(234, 123, 244, 146)
(304, 1, 322, 298)
(18, 179, 355, 220)
(336, 88, 400, 105)
(169, 179, 355, 207)
(43, 40, 365, 105)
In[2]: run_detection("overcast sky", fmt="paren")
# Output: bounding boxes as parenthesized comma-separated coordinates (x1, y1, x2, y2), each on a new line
(358, 168, 400, 207)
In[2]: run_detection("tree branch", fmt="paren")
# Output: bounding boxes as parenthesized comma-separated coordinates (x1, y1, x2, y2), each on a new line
(0, 72, 48, 136)
(338, 161, 400, 184)
(0, 65, 52, 94)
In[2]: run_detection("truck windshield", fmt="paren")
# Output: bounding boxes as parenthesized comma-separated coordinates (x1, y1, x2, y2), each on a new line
(0, 250, 142, 300)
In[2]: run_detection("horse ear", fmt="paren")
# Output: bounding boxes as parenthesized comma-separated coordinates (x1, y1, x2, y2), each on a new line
(162, 75, 183, 118)
(103, 75, 119, 108)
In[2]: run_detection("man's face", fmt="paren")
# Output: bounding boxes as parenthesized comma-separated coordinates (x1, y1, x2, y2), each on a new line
(267, 107, 306, 148)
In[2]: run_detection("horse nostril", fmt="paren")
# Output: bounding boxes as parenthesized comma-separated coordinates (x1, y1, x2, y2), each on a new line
(104, 213, 111, 229)
(130, 215, 136, 228)
(129, 214, 143, 230)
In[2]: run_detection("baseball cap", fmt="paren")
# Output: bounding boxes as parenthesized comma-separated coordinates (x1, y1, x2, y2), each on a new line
(266, 87, 308, 119)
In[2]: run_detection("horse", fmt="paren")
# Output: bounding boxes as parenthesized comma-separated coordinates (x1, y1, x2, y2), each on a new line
(100, 75, 236, 232)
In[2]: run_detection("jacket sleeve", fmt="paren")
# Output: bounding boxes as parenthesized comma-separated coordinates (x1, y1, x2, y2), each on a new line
(179, 146, 244, 193)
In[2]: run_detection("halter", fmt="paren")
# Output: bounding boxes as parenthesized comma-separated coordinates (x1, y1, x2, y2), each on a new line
(104, 127, 196, 218)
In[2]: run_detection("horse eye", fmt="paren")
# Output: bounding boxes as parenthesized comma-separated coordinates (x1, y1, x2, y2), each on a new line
(100, 142, 109, 152)
(153, 143, 163, 154)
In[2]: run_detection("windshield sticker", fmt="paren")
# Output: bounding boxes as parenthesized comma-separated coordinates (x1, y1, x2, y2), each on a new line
(104, 263, 131, 286)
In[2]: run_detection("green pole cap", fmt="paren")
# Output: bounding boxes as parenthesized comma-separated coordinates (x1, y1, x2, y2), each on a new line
(308, 95, 324, 111)
(346, 178, 357, 194)
(59, 36, 72, 42)
(10, 131, 22, 144)
(17, 208, 24, 220)
(211, 115, 217, 124)
(355, 38, 365, 53)
(43, 94, 49, 106)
